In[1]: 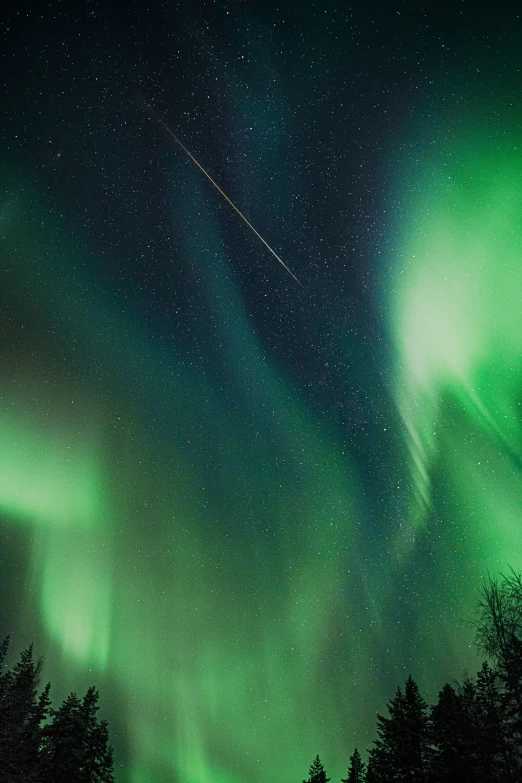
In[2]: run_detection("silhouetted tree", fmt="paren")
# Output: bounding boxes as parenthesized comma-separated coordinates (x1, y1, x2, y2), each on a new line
(341, 748, 365, 783)
(303, 755, 330, 783)
(475, 661, 513, 780)
(474, 569, 522, 776)
(0, 636, 12, 775)
(430, 682, 471, 783)
(44, 692, 85, 782)
(0, 639, 113, 783)
(364, 753, 378, 783)
(44, 688, 114, 783)
(429, 664, 513, 783)
(0, 641, 51, 782)
(80, 687, 114, 783)
(368, 675, 430, 782)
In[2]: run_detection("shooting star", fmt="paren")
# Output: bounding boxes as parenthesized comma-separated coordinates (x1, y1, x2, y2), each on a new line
(148, 106, 303, 288)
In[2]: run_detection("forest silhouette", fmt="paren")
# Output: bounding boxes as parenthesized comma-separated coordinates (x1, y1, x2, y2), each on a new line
(0, 638, 113, 782)
(1, 569, 522, 782)
(307, 569, 522, 783)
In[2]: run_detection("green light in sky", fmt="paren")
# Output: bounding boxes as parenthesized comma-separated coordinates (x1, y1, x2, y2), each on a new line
(3, 103, 521, 783)
(388, 127, 522, 564)
(0, 406, 112, 669)
(0, 412, 104, 528)
(1, 176, 380, 782)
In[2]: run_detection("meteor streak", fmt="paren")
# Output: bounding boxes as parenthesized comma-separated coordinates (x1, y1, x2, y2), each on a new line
(149, 106, 303, 287)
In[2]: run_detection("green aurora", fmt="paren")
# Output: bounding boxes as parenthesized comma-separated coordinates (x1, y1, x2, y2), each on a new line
(1, 5, 521, 783)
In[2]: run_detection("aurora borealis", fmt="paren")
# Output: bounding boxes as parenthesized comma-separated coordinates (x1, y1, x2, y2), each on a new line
(1, 2, 521, 782)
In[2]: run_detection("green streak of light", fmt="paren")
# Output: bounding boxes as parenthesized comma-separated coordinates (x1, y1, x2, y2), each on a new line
(388, 129, 522, 562)
(1, 174, 379, 782)
(0, 407, 112, 670)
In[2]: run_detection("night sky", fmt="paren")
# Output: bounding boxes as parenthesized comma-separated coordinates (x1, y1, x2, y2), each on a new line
(1, 2, 522, 781)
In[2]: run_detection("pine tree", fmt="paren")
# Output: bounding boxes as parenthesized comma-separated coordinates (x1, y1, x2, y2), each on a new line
(44, 687, 114, 783)
(303, 755, 330, 783)
(341, 748, 365, 783)
(86, 718, 114, 783)
(368, 675, 430, 782)
(475, 661, 511, 780)
(367, 686, 404, 783)
(0, 637, 10, 690)
(0, 643, 51, 783)
(0, 640, 114, 782)
(44, 692, 85, 782)
(430, 682, 473, 783)
(364, 753, 378, 783)
(0, 636, 12, 776)
(80, 687, 114, 783)
(24, 681, 52, 781)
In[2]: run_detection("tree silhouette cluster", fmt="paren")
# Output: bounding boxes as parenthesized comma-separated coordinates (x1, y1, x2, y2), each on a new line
(304, 569, 522, 783)
(0, 637, 113, 782)
(2, 569, 522, 783)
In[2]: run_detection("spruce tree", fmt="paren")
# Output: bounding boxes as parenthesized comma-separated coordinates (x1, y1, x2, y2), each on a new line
(80, 687, 114, 783)
(368, 675, 430, 782)
(303, 754, 330, 783)
(0, 640, 114, 782)
(44, 692, 85, 782)
(25, 681, 52, 781)
(0, 637, 10, 689)
(0, 643, 51, 783)
(476, 662, 511, 780)
(341, 748, 365, 783)
(44, 687, 114, 783)
(364, 753, 378, 783)
(430, 682, 472, 783)
(0, 637, 12, 777)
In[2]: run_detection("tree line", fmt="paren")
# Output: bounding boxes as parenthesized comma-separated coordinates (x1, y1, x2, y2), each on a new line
(0, 638, 113, 782)
(303, 569, 522, 783)
(2, 568, 521, 782)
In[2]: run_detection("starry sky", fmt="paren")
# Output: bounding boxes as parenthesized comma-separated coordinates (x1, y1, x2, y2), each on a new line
(1, 2, 521, 782)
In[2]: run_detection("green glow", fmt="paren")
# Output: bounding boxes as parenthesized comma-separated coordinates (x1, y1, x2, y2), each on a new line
(389, 129, 522, 544)
(386, 120, 522, 676)
(1, 175, 381, 783)
(35, 527, 113, 668)
(0, 403, 111, 669)
(0, 412, 103, 528)
(2, 98, 521, 783)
